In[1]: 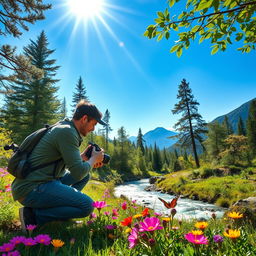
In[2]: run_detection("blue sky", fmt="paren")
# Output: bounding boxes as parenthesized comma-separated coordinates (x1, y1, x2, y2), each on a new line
(2, 0, 256, 138)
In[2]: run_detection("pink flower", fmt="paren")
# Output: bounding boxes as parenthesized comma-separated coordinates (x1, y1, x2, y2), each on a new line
(9, 236, 25, 245)
(112, 208, 119, 217)
(128, 228, 139, 248)
(104, 211, 110, 216)
(5, 184, 11, 192)
(90, 213, 97, 219)
(2, 250, 21, 256)
(154, 212, 162, 216)
(184, 233, 209, 245)
(87, 220, 94, 225)
(26, 224, 37, 231)
(121, 201, 127, 210)
(0, 243, 15, 252)
(23, 238, 37, 246)
(92, 201, 107, 212)
(139, 217, 163, 232)
(34, 234, 51, 245)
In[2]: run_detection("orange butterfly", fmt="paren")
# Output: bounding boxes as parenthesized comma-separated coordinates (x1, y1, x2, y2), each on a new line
(158, 196, 179, 209)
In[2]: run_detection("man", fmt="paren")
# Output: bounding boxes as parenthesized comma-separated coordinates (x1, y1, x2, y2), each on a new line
(11, 100, 106, 232)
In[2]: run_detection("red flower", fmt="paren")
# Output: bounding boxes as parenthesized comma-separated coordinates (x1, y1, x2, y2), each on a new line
(142, 208, 149, 217)
(121, 216, 133, 227)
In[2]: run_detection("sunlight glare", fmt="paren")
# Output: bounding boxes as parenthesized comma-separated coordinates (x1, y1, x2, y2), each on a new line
(67, 0, 105, 20)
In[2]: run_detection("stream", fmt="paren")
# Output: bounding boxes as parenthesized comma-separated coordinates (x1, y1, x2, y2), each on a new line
(114, 179, 225, 220)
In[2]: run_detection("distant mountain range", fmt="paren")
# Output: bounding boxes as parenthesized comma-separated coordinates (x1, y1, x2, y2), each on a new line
(129, 98, 255, 150)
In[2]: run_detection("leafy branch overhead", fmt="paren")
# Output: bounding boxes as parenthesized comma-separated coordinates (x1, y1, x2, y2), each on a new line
(144, 0, 256, 57)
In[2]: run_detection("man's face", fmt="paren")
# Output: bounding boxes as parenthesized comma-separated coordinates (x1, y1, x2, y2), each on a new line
(80, 116, 98, 136)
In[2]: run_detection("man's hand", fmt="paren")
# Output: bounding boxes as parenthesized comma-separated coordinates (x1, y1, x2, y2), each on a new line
(81, 145, 91, 161)
(93, 162, 104, 168)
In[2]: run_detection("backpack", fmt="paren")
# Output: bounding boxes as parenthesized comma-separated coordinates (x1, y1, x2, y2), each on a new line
(5, 123, 61, 179)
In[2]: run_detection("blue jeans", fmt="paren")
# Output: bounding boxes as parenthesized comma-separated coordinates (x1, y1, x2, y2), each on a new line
(21, 172, 94, 225)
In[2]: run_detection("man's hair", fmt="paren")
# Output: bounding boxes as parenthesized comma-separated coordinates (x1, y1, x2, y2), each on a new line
(73, 100, 102, 122)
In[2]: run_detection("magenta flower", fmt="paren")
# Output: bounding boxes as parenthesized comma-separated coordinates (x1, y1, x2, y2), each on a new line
(105, 225, 117, 230)
(26, 224, 37, 231)
(213, 234, 224, 243)
(87, 220, 94, 225)
(148, 238, 156, 246)
(34, 234, 51, 245)
(92, 201, 107, 212)
(139, 217, 163, 232)
(23, 238, 37, 246)
(2, 250, 21, 256)
(0, 243, 15, 252)
(104, 211, 110, 216)
(90, 213, 97, 219)
(9, 236, 25, 245)
(185, 233, 209, 245)
(121, 201, 127, 210)
(112, 208, 119, 217)
(128, 228, 139, 248)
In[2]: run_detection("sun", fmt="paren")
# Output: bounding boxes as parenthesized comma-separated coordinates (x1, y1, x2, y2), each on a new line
(66, 0, 105, 21)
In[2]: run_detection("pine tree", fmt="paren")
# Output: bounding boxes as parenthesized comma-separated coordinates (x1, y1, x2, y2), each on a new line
(71, 76, 88, 113)
(152, 143, 162, 172)
(246, 100, 256, 157)
(60, 97, 68, 119)
(222, 115, 233, 136)
(0, 1, 51, 92)
(100, 109, 112, 150)
(237, 116, 246, 136)
(172, 79, 207, 168)
(136, 128, 145, 154)
(2, 31, 60, 143)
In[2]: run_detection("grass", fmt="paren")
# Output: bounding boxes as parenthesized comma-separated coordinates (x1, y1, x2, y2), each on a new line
(1, 167, 256, 255)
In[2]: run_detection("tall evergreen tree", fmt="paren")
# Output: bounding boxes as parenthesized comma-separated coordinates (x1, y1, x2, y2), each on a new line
(100, 109, 112, 150)
(222, 115, 233, 136)
(152, 143, 162, 171)
(136, 128, 145, 154)
(71, 76, 88, 113)
(172, 79, 207, 168)
(237, 116, 246, 136)
(60, 97, 68, 120)
(246, 100, 256, 157)
(2, 31, 60, 143)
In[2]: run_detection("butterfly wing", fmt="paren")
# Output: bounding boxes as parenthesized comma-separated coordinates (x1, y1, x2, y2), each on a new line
(158, 196, 179, 209)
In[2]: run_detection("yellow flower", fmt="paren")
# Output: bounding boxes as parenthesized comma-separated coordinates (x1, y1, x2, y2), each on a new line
(223, 229, 241, 239)
(51, 239, 65, 248)
(133, 214, 143, 219)
(191, 230, 203, 235)
(125, 227, 132, 233)
(194, 222, 208, 230)
(162, 217, 171, 222)
(227, 211, 243, 219)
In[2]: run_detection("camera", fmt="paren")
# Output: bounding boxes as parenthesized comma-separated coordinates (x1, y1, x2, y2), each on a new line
(85, 142, 110, 164)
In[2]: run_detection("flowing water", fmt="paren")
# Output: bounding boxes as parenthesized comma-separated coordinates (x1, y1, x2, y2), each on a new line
(114, 179, 225, 220)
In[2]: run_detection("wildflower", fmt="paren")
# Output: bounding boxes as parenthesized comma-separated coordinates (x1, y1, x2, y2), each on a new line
(26, 224, 37, 231)
(148, 238, 156, 246)
(87, 220, 94, 225)
(172, 226, 179, 230)
(92, 201, 107, 212)
(34, 234, 51, 245)
(105, 225, 117, 230)
(191, 230, 203, 235)
(162, 217, 171, 222)
(227, 212, 243, 219)
(194, 221, 208, 230)
(128, 228, 139, 249)
(142, 208, 149, 217)
(133, 214, 143, 219)
(120, 216, 133, 227)
(125, 228, 132, 233)
(90, 213, 97, 219)
(184, 233, 209, 245)
(121, 201, 127, 210)
(104, 211, 110, 216)
(0, 243, 15, 252)
(23, 238, 37, 246)
(213, 235, 224, 243)
(223, 229, 241, 239)
(102, 189, 110, 199)
(9, 236, 25, 245)
(51, 239, 65, 248)
(5, 184, 11, 192)
(139, 217, 163, 232)
(171, 208, 177, 217)
(2, 251, 21, 256)
(112, 208, 119, 217)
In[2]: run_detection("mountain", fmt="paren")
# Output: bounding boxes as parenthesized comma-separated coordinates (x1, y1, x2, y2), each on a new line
(129, 127, 178, 150)
(212, 98, 255, 131)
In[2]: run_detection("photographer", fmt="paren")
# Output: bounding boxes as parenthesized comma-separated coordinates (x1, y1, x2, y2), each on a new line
(11, 100, 106, 232)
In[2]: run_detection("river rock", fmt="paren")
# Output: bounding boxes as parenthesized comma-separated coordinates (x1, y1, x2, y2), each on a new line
(232, 197, 256, 210)
(144, 184, 156, 191)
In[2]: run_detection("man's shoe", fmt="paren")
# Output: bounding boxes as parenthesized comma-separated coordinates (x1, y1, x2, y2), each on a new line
(19, 207, 37, 233)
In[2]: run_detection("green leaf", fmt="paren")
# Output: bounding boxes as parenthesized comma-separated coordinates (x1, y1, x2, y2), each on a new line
(191, 25, 200, 33)
(196, 0, 213, 11)
(170, 44, 179, 53)
(176, 47, 183, 57)
(165, 31, 170, 40)
(157, 33, 164, 41)
(211, 45, 219, 55)
(157, 12, 164, 18)
(199, 37, 204, 44)
(164, 8, 169, 17)
(169, 0, 175, 8)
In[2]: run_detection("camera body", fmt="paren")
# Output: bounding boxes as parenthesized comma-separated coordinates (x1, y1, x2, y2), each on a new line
(85, 142, 110, 164)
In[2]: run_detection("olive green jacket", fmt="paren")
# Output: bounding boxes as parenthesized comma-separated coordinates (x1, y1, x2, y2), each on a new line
(11, 118, 91, 200)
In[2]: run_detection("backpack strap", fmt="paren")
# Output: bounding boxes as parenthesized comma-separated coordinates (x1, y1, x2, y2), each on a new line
(30, 158, 62, 172)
